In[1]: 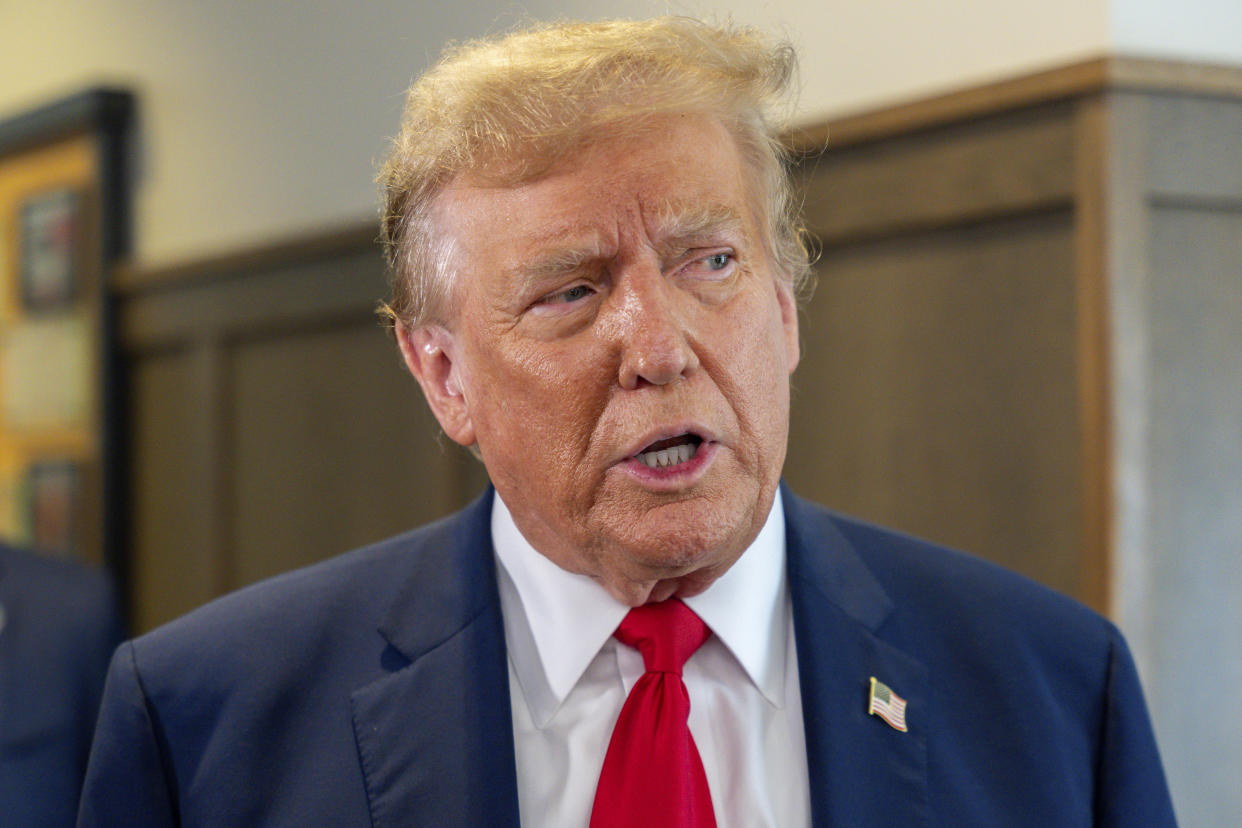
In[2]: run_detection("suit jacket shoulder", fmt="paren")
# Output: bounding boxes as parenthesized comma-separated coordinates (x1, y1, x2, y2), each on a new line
(816, 498, 1114, 660)
(80, 490, 519, 828)
(782, 488, 1176, 827)
(128, 504, 472, 683)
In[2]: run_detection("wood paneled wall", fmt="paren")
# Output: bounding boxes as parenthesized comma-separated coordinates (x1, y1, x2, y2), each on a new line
(118, 231, 485, 631)
(783, 57, 1242, 626)
(786, 99, 1094, 605)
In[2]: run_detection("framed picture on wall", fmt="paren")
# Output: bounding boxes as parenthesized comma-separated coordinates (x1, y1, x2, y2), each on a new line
(18, 186, 83, 312)
(0, 88, 133, 578)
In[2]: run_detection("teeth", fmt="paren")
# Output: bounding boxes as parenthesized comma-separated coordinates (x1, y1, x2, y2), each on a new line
(637, 441, 699, 469)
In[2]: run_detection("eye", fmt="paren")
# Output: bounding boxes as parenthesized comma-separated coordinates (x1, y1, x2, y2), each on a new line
(540, 283, 596, 305)
(683, 250, 734, 277)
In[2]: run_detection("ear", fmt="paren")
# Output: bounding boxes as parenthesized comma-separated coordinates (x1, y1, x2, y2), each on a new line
(776, 282, 800, 373)
(395, 321, 477, 447)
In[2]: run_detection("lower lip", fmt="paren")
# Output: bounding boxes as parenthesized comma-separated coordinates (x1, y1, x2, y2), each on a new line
(617, 441, 718, 490)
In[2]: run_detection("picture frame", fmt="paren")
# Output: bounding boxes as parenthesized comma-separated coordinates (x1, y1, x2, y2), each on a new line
(18, 186, 83, 312)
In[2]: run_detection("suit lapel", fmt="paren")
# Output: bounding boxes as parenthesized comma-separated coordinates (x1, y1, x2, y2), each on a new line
(350, 490, 521, 828)
(784, 487, 930, 827)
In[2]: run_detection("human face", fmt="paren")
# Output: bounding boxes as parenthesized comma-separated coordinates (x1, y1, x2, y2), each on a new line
(399, 114, 799, 606)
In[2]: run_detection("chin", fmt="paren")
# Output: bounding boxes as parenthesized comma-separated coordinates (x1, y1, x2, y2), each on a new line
(649, 492, 757, 551)
(614, 523, 741, 577)
(583, 480, 768, 587)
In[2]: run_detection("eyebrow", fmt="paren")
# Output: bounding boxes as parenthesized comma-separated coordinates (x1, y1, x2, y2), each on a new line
(513, 201, 748, 283)
(517, 239, 609, 281)
(649, 200, 746, 245)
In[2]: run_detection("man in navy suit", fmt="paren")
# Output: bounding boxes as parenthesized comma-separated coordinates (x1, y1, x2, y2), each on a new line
(80, 18, 1176, 826)
(0, 544, 122, 826)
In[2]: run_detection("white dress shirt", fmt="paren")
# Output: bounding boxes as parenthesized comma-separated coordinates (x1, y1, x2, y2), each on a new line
(492, 490, 812, 827)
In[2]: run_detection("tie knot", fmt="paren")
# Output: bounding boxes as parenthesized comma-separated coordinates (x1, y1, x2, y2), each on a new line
(615, 599, 710, 675)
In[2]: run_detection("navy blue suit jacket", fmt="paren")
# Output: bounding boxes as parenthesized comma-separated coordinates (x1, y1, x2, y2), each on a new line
(79, 487, 1175, 825)
(0, 545, 123, 827)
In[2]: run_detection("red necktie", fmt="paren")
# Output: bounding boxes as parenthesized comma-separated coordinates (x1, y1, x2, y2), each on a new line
(589, 599, 717, 828)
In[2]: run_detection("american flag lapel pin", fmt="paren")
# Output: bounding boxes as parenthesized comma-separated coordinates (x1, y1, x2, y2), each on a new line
(868, 676, 909, 732)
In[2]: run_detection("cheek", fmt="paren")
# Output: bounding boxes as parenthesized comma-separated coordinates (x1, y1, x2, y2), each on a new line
(468, 340, 610, 463)
(712, 294, 792, 439)
(720, 293, 790, 383)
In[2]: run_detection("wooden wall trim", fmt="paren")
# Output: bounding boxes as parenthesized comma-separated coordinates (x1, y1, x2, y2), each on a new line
(797, 101, 1078, 247)
(114, 221, 377, 295)
(788, 59, 1110, 152)
(787, 55, 1242, 153)
(1109, 56, 1242, 100)
(119, 247, 388, 352)
(1072, 94, 1114, 615)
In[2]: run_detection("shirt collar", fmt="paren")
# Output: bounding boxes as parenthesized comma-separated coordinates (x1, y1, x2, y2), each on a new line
(493, 489, 789, 727)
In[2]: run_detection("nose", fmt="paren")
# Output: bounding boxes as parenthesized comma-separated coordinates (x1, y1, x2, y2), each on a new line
(612, 264, 699, 390)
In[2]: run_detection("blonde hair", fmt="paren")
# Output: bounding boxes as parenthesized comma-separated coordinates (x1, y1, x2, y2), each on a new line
(378, 16, 810, 329)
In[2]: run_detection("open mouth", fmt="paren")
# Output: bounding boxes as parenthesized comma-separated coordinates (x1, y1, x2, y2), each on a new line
(634, 434, 703, 469)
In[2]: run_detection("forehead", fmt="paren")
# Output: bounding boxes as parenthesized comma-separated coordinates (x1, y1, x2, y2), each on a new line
(431, 115, 758, 259)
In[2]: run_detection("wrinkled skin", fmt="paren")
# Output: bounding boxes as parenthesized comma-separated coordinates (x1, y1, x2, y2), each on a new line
(398, 114, 799, 606)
